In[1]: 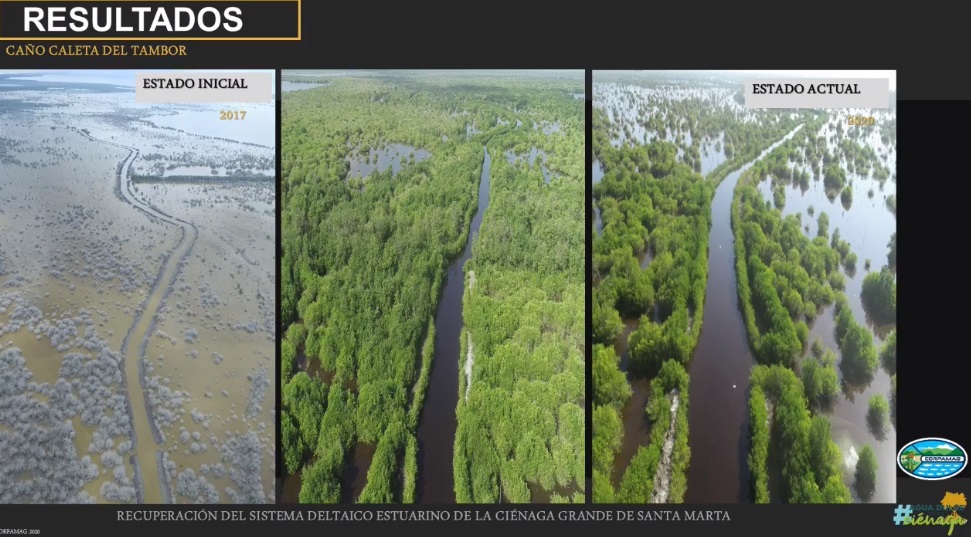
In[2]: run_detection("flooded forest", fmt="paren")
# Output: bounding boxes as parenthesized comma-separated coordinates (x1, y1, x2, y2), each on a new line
(280, 71, 585, 504)
(591, 72, 896, 504)
(0, 72, 276, 504)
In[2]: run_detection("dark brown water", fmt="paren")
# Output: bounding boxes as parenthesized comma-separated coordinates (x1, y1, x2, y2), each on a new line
(342, 443, 377, 503)
(526, 481, 583, 503)
(280, 472, 301, 503)
(416, 146, 491, 503)
(605, 308, 661, 489)
(685, 127, 802, 503)
(614, 377, 652, 488)
(296, 348, 307, 371)
(608, 316, 652, 488)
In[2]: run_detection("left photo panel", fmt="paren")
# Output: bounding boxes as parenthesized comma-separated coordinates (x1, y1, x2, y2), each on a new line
(0, 70, 277, 504)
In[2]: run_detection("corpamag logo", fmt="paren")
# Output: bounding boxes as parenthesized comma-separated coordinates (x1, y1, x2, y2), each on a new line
(894, 493, 968, 535)
(899, 438, 968, 480)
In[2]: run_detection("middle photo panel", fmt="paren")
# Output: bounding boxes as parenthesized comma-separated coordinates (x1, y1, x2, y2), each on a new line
(279, 70, 586, 504)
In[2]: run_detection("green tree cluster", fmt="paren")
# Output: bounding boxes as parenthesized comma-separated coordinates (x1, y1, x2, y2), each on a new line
(453, 82, 585, 504)
(801, 344, 840, 412)
(748, 365, 851, 503)
(866, 394, 890, 441)
(834, 303, 880, 387)
(732, 178, 840, 367)
(861, 267, 897, 324)
(880, 330, 896, 374)
(855, 445, 878, 502)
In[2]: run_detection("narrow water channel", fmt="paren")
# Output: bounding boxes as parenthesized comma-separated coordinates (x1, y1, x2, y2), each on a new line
(685, 126, 803, 503)
(80, 132, 201, 504)
(416, 146, 491, 503)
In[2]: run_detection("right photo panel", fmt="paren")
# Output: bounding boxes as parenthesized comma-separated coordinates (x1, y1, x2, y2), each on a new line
(592, 70, 897, 504)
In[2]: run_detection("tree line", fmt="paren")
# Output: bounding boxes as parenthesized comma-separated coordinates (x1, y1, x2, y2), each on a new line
(454, 82, 585, 503)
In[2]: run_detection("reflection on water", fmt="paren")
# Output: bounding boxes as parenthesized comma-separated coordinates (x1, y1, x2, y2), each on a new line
(346, 143, 431, 179)
(506, 147, 553, 183)
(751, 118, 896, 503)
(526, 480, 582, 503)
(342, 443, 377, 503)
(699, 133, 728, 176)
(615, 378, 652, 489)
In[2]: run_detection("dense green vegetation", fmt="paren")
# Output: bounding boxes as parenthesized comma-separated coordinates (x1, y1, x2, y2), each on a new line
(281, 74, 583, 503)
(733, 120, 886, 388)
(734, 113, 896, 504)
(801, 341, 840, 413)
(453, 83, 585, 503)
(591, 105, 713, 503)
(854, 445, 878, 502)
(834, 300, 880, 388)
(734, 175, 839, 367)
(591, 84, 808, 504)
(861, 267, 897, 324)
(880, 330, 896, 374)
(747, 365, 851, 503)
(866, 394, 890, 441)
(748, 383, 771, 503)
(591, 342, 630, 503)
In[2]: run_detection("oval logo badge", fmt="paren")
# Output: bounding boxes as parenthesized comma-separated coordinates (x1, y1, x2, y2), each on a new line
(898, 438, 968, 480)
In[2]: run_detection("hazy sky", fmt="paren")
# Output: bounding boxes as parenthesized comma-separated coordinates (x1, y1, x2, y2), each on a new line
(0, 69, 275, 87)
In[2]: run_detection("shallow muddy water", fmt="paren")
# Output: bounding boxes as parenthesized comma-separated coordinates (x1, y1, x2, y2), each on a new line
(0, 79, 275, 504)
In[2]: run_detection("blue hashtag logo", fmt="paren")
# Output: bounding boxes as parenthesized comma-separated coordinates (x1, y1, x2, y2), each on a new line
(893, 505, 914, 525)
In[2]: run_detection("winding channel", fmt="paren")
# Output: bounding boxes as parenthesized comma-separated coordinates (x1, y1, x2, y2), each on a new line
(78, 130, 199, 504)
(685, 125, 803, 503)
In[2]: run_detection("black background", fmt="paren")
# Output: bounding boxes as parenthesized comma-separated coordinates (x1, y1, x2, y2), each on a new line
(0, 2, 954, 102)
(894, 102, 957, 476)
(0, 1, 299, 39)
(0, 2, 964, 533)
